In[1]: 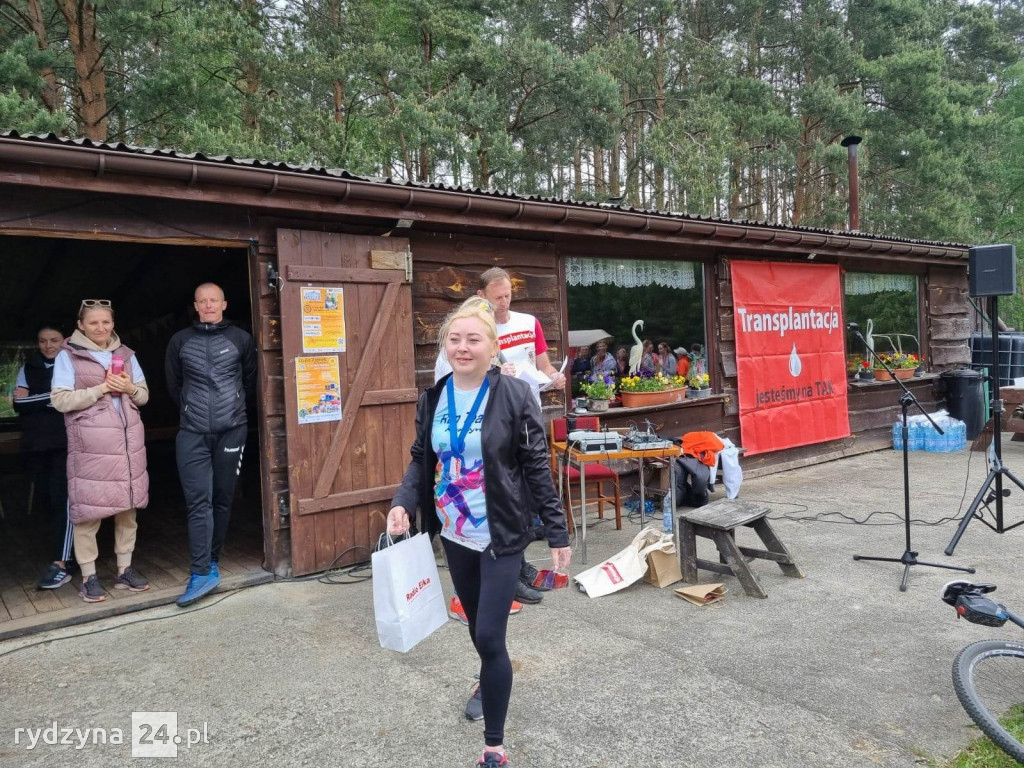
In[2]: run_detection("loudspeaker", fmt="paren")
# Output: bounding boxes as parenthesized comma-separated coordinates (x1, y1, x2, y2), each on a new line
(969, 244, 1017, 297)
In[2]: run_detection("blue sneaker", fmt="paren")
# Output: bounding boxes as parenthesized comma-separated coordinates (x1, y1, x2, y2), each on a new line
(176, 571, 220, 607)
(210, 561, 220, 579)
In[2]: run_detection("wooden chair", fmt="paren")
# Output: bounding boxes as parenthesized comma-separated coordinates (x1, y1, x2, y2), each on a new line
(550, 417, 622, 532)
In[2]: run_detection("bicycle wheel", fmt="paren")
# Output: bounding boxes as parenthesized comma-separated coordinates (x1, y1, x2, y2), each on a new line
(951, 639, 1024, 764)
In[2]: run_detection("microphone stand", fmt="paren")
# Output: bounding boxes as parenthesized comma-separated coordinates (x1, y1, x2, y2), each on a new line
(849, 326, 976, 591)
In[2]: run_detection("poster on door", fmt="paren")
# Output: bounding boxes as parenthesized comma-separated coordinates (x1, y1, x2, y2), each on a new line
(731, 261, 850, 455)
(295, 355, 342, 425)
(301, 287, 347, 353)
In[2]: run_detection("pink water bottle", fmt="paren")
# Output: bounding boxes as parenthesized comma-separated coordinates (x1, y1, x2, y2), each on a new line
(110, 355, 124, 376)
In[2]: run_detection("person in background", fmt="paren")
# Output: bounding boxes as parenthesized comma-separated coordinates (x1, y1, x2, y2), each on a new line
(388, 297, 571, 768)
(690, 343, 706, 374)
(614, 346, 630, 380)
(166, 283, 258, 607)
(51, 300, 150, 603)
(641, 339, 657, 375)
(13, 323, 73, 589)
(590, 340, 617, 377)
(674, 346, 690, 378)
(570, 345, 592, 394)
(658, 343, 677, 378)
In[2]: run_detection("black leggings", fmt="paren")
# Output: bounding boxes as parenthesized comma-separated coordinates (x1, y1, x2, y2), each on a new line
(442, 538, 521, 747)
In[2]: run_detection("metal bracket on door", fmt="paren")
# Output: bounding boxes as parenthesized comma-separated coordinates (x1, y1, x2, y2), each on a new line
(403, 246, 413, 282)
(277, 490, 290, 526)
(267, 262, 282, 292)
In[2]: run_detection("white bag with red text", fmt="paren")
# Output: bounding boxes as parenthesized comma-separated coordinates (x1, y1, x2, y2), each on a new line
(372, 533, 448, 653)
(574, 527, 673, 598)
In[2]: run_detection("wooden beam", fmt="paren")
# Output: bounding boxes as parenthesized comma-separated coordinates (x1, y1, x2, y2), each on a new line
(361, 388, 418, 406)
(285, 265, 405, 283)
(296, 483, 402, 516)
(313, 280, 402, 498)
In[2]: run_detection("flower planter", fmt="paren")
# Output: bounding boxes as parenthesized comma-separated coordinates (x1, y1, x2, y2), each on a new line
(620, 388, 687, 408)
(687, 387, 713, 399)
(873, 368, 916, 382)
(588, 398, 610, 412)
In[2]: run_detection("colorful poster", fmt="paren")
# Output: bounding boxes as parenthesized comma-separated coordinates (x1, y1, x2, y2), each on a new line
(295, 355, 342, 425)
(731, 261, 850, 455)
(301, 287, 347, 353)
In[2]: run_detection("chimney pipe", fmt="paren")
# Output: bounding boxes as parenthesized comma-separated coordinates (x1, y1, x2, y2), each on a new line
(841, 135, 862, 232)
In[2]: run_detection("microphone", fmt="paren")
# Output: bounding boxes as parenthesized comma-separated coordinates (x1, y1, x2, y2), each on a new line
(847, 322, 859, 332)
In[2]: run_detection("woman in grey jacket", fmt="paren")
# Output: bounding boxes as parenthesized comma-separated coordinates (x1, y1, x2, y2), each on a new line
(388, 298, 571, 768)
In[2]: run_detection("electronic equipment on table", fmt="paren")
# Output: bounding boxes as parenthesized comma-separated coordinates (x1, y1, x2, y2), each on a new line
(568, 430, 623, 453)
(622, 420, 675, 451)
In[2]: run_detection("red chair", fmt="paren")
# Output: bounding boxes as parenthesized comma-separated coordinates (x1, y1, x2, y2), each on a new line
(550, 417, 622, 532)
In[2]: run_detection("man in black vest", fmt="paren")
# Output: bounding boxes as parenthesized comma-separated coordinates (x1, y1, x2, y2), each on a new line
(166, 283, 257, 606)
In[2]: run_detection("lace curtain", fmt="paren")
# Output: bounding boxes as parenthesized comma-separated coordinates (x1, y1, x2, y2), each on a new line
(566, 257, 696, 290)
(845, 273, 916, 295)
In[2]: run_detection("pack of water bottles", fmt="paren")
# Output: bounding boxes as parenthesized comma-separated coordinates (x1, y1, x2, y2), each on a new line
(892, 409, 967, 452)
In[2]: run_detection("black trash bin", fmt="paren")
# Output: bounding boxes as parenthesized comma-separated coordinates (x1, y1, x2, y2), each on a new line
(941, 369, 986, 439)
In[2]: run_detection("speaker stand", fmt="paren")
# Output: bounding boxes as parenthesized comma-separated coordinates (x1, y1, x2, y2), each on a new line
(945, 293, 1024, 554)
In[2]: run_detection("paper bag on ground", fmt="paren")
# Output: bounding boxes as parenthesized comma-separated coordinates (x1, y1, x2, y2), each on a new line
(674, 583, 726, 606)
(643, 547, 682, 588)
(575, 527, 673, 598)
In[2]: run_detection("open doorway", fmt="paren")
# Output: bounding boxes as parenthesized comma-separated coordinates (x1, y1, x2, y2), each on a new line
(0, 236, 269, 636)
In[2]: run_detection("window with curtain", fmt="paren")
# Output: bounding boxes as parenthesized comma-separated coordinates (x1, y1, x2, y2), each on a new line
(566, 257, 706, 389)
(843, 272, 920, 365)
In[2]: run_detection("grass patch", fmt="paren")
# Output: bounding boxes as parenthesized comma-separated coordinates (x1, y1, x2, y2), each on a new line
(944, 705, 1024, 768)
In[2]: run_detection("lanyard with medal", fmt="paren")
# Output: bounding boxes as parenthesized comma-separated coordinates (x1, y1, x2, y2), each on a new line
(446, 376, 489, 483)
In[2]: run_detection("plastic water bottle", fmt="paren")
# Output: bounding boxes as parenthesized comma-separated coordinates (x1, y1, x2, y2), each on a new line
(925, 423, 939, 452)
(892, 422, 903, 451)
(662, 493, 673, 533)
(909, 422, 923, 451)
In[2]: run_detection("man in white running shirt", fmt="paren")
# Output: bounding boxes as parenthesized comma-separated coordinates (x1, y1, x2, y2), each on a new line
(435, 268, 566, 395)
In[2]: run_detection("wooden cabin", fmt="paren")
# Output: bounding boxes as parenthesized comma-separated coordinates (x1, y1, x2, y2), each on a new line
(0, 133, 970, 595)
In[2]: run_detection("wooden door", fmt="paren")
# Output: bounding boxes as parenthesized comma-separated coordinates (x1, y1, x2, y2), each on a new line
(277, 229, 417, 575)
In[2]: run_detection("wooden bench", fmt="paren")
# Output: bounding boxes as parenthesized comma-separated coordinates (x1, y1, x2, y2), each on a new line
(675, 499, 804, 599)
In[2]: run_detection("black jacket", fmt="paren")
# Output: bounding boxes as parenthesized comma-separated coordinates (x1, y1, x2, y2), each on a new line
(13, 351, 67, 453)
(165, 319, 257, 434)
(391, 368, 570, 555)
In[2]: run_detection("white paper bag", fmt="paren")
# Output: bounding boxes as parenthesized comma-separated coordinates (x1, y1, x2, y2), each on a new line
(719, 437, 743, 499)
(574, 527, 673, 598)
(372, 533, 448, 652)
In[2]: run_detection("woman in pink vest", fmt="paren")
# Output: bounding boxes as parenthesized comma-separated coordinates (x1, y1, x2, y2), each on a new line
(51, 300, 151, 603)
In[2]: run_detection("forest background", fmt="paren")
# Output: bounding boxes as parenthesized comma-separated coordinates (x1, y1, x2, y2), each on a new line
(3, 0, 1024, 325)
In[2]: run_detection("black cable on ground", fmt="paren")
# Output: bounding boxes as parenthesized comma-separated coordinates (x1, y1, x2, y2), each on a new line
(0, 591, 240, 660)
(280, 545, 373, 585)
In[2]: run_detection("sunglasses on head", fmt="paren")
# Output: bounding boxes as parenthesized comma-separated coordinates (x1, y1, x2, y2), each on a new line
(80, 299, 112, 309)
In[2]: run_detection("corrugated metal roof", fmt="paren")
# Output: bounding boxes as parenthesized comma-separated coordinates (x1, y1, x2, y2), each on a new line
(0, 131, 968, 249)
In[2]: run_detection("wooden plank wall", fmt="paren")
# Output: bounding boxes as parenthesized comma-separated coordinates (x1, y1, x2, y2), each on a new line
(927, 266, 972, 369)
(407, 230, 565, 412)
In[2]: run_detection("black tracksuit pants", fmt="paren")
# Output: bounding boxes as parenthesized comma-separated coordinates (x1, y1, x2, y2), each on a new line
(176, 425, 247, 576)
(25, 448, 72, 563)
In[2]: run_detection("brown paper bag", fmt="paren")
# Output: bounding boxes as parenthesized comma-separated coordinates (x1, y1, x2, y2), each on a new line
(643, 548, 682, 588)
(674, 583, 726, 606)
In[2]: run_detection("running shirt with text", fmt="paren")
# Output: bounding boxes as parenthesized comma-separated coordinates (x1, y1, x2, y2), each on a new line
(431, 385, 490, 551)
(433, 310, 549, 383)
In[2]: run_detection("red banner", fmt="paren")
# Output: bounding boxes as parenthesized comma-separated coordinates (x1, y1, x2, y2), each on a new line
(731, 262, 850, 455)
